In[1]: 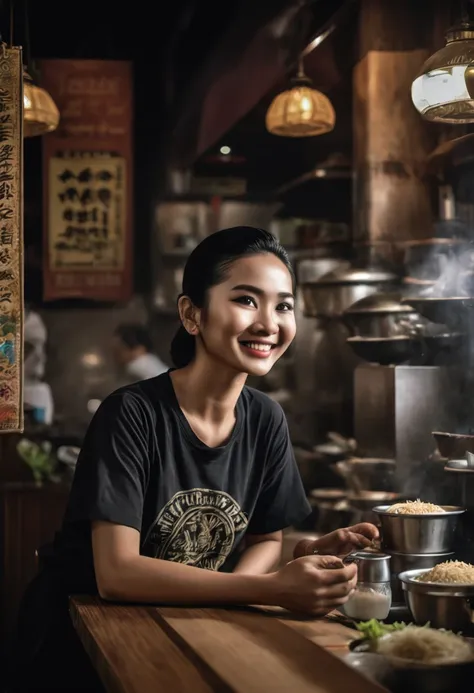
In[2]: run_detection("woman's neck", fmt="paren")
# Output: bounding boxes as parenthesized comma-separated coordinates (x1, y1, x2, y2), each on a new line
(170, 360, 246, 426)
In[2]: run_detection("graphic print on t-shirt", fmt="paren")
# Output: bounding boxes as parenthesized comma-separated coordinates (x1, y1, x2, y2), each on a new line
(142, 488, 249, 570)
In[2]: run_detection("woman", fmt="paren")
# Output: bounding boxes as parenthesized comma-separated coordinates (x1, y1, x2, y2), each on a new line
(12, 227, 378, 691)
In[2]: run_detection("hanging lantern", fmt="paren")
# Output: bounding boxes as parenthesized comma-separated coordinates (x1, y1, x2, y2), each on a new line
(411, 22, 474, 123)
(23, 69, 59, 137)
(266, 59, 335, 137)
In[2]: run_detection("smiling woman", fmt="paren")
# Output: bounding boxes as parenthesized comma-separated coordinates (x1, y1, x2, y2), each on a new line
(11, 227, 378, 692)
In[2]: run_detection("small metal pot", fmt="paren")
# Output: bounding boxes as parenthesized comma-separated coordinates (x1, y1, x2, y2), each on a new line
(346, 550, 391, 582)
(399, 568, 474, 632)
(301, 264, 398, 319)
(374, 505, 465, 554)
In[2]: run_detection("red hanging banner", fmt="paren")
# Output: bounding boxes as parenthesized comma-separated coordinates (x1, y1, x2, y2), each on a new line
(40, 59, 133, 301)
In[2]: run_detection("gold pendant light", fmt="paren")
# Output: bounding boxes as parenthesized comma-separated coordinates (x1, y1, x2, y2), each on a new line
(23, 68, 59, 137)
(412, 21, 474, 123)
(266, 58, 335, 137)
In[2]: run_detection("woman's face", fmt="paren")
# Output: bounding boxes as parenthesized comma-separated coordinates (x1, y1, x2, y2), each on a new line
(195, 253, 296, 377)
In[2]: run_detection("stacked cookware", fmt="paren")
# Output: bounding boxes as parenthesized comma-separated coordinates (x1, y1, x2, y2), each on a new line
(373, 504, 465, 604)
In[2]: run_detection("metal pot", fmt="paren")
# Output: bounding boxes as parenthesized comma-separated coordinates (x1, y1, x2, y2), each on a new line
(309, 488, 347, 504)
(389, 551, 454, 604)
(296, 257, 344, 284)
(348, 492, 401, 526)
(373, 505, 465, 554)
(301, 264, 398, 319)
(433, 431, 474, 459)
(312, 501, 354, 534)
(342, 293, 420, 338)
(403, 238, 469, 283)
(346, 336, 416, 365)
(401, 296, 474, 331)
(444, 463, 474, 563)
(399, 568, 474, 632)
(335, 458, 396, 493)
(293, 447, 343, 491)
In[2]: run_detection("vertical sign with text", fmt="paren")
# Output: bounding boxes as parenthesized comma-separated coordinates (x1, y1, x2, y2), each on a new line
(0, 46, 24, 433)
(41, 60, 133, 301)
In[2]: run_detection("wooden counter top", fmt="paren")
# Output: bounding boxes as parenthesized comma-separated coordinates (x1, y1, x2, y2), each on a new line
(70, 597, 388, 693)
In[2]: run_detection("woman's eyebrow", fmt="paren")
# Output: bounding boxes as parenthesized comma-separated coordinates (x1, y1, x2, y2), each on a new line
(231, 284, 295, 300)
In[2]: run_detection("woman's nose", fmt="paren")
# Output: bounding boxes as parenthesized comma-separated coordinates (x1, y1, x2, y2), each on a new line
(252, 310, 278, 335)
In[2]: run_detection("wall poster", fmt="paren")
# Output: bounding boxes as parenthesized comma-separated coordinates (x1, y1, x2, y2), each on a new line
(41, 60, 133, 301)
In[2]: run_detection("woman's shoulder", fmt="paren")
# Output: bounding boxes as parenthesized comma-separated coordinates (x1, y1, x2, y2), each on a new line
(241, 386, 285, 424)
(97, 372, 173, 418)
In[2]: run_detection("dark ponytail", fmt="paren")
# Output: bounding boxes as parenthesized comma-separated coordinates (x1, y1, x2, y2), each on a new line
(169, 226, 295, 368)
(170, 324, 196, 369)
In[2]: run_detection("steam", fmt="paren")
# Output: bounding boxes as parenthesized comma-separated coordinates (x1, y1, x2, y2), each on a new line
(414, 243, 474, 298)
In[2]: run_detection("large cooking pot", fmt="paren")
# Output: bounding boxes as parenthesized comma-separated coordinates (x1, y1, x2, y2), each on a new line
(346, 336, 416, 365)
(301, 264, 398, 319)
(347, 332, 464, 366)
(342, 293, 420, 338)
(401, 296, 474, 331)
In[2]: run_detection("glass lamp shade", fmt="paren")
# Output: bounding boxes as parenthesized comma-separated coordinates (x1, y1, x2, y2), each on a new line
(23, 70, 60, 137)
(412, 25, 474, 123)
(266, 82, 335, 137)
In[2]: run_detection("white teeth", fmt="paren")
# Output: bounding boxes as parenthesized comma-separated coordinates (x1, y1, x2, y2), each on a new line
(244, 342, 272, 352)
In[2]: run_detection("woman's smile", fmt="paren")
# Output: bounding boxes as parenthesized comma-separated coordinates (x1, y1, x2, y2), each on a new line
(238, 340, 277, 358)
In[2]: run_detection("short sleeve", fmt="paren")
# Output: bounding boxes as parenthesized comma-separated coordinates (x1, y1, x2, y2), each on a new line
(64, 390, 152, 531)
(247, 404, 311, 534)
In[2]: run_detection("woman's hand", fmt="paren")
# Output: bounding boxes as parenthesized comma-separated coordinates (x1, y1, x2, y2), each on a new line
(269, 554, 357, 616)
(311, 523, 379, 557)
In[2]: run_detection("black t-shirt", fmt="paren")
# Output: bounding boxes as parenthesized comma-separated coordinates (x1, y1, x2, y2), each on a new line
(52, 371, 311, 592)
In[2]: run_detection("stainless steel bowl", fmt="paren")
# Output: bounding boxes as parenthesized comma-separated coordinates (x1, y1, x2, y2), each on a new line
(389, 551, 454, 604)
(347, 640, 474, 693)
(399, 568, 474, 632)
(373, 505, 465, 554)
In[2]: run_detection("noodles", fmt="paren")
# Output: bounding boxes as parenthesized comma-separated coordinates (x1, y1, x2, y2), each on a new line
(417, 560, 474, 584)
(387, 499, 445, 514)
(376, 627, 473, 665)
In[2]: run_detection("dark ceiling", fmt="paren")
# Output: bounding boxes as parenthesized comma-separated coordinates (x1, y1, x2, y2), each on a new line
(0, 0, 358, 299)
(1, 0, 356, 194)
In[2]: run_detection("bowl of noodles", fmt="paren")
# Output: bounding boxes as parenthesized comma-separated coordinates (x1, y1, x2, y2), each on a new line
(347, 620, 474, 693)
(373, 501, 465, 554)
(399, 562, 474, 632)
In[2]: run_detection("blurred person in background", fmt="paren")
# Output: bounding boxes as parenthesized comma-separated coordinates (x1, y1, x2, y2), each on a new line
(112, 323, 167, 384)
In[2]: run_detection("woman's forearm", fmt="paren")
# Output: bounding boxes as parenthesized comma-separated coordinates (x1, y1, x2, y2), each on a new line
(293, 538, 314, 559)
(98, 553, 278, 606)
(233, 539, 282, 575)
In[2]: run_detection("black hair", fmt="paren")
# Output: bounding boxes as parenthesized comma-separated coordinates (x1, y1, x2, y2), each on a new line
(115, 323, 154, 352)
(170, 226, 295, 368)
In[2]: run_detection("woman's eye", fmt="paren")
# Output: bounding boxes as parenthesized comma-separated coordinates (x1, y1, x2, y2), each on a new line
(277, 302, 294, 312)
(234, 295, 257, 308)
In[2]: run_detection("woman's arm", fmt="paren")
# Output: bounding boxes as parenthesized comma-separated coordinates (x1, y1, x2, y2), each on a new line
(232, 531, 282, 575)
(293, 523, 380, 559)
(92, 521, 358, 616)
(92, 521, 276, 605)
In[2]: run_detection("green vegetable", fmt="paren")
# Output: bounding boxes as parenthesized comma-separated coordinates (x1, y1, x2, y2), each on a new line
(356, 619, 410, 640)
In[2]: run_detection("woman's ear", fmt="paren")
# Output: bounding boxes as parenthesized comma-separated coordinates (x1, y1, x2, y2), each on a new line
(177, 295, 200, 336)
